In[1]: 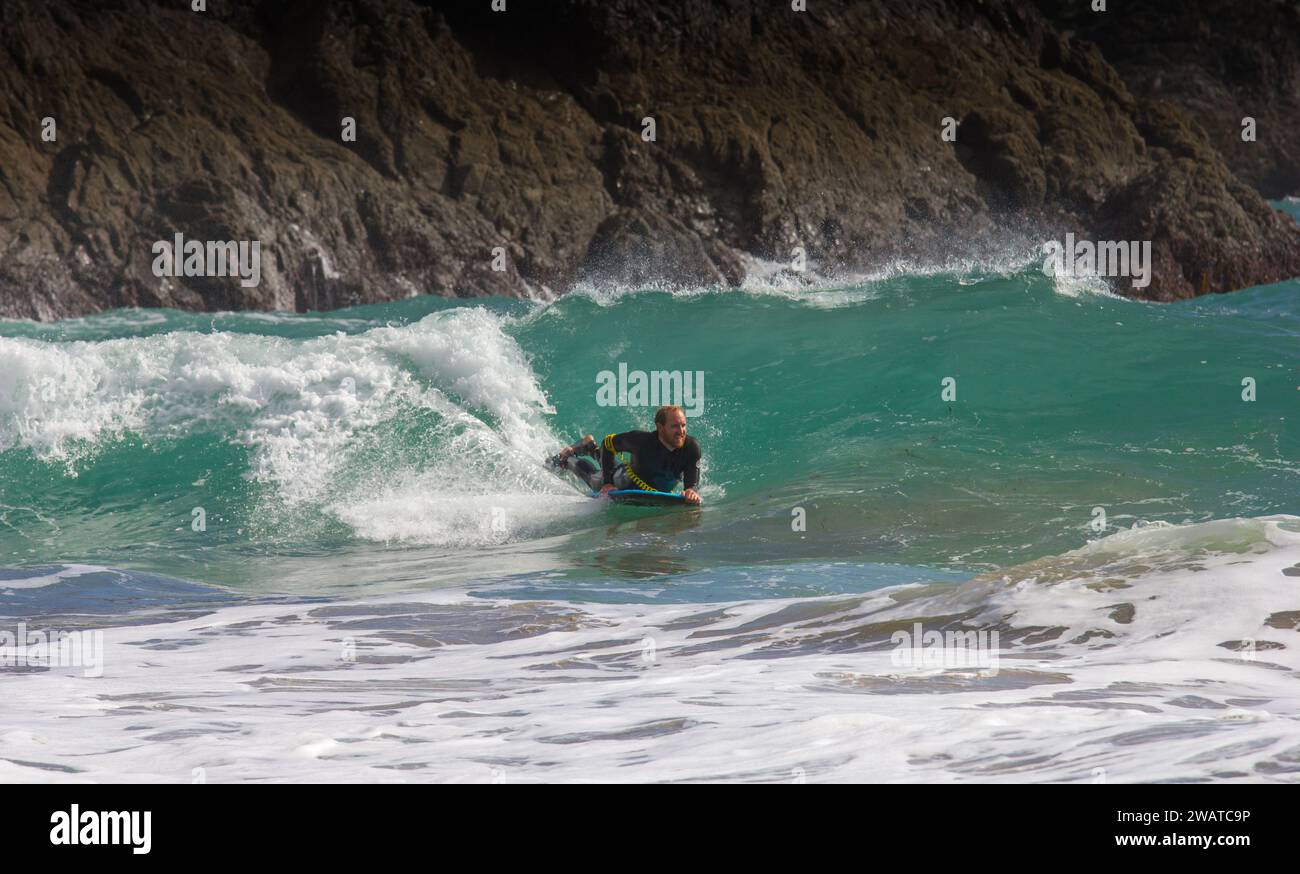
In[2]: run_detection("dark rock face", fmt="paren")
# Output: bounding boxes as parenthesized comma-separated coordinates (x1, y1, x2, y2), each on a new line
(0, 0, 1296, 320)
(1037, 0, 1300, 200)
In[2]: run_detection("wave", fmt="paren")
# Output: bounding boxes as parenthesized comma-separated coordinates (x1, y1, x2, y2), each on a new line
(4, 515, 1297, 781)
(0, 262, 1295, 594)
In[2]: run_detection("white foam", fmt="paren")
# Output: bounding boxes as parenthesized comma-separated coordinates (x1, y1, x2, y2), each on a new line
(0, 563, 109, 590)
(333, 486, 596, 547)
(0, 310, 560, 513)
(552, 242, 1135, 311)
(1040, 254, 1130, 300)
(5, 515, 1298, 782)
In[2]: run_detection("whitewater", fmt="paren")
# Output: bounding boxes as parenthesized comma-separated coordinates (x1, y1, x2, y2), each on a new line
(1, 235, 1298, 781)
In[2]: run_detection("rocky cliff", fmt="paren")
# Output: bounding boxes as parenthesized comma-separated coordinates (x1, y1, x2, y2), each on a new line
(1, 0, 1298, 319)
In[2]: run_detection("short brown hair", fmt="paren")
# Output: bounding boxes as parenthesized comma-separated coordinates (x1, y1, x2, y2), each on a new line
(654, 405, 685, 426)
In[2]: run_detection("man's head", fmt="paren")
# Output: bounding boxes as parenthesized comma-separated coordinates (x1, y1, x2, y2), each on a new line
(655, 405, 687, 449)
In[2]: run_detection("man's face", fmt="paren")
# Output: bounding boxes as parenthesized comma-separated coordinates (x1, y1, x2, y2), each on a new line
(657, 410, 687, 449)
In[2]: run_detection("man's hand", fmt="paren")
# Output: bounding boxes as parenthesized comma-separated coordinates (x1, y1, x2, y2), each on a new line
(560, 436, 597, 462)
(599, 484, 616, 496)
(683, 488, 701, 505)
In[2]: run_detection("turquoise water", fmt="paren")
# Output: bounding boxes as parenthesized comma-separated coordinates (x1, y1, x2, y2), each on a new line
(3, 213, 1299, 784)
(0, 253, 1295, 608)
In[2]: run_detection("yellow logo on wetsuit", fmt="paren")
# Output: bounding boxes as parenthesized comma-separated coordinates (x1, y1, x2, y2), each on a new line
(603, 433, 657, 492)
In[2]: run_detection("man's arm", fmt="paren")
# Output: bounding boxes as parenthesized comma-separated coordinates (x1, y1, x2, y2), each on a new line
(681, 444, 702, 504)
(682, 442, 701, 491)
(600, 432, 629, 485)
(683, 466, 699, 490)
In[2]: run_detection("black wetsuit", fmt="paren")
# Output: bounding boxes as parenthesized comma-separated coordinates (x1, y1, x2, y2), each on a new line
(600, 431, 701, 492)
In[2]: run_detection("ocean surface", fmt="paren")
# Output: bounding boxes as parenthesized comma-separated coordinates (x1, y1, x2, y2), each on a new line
(2, 205, 1298, 782)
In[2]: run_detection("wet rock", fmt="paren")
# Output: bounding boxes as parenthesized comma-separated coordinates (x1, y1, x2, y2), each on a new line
(0, 0, 1296, 319)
